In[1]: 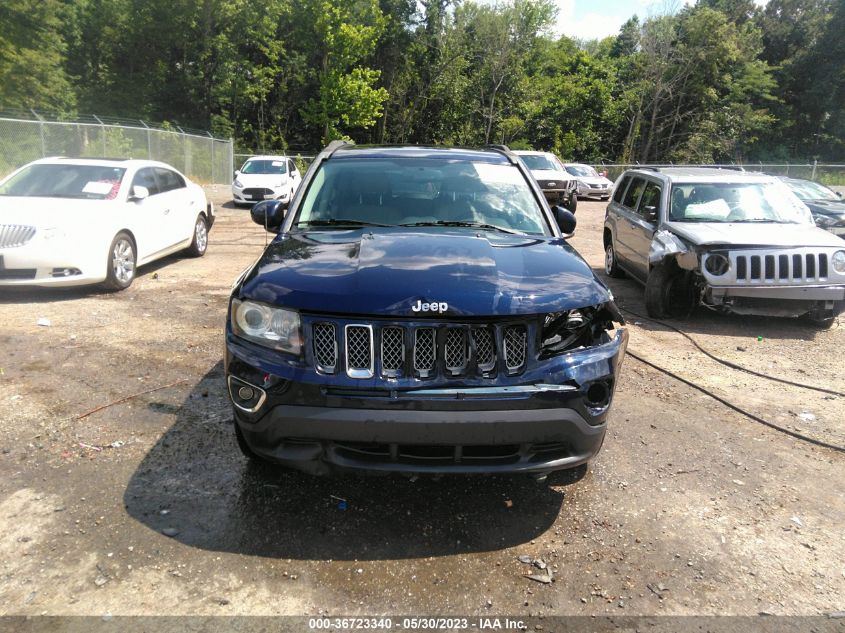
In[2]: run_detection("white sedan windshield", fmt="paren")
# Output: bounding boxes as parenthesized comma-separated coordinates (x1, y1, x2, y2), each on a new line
(669, 181, 813, 224)
(0, 164, 126, 200)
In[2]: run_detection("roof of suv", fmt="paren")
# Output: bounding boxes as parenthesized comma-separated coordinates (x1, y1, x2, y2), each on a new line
(330, 145, 512, 163)
(627, 167, 776, 184)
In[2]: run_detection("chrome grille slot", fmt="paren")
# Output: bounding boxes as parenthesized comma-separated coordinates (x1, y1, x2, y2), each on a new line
(312, 323, 337, 373)
(413, 328, 436, 377)
(444, 328, 468, 374)
(0, 225, 36, 249)
(345, 325, 373, 378)
(381, 326, 404, 376)
(472, 327, 496, 372)
(503, 325, 527, 371)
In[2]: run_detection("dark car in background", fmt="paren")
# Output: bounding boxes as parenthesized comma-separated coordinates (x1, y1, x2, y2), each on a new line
(225, 143, 628, 476)
(512, 150, 579, 213)
(781, 177, 845, 240)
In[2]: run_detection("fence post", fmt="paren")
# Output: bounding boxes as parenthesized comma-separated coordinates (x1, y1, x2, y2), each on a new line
(208, 131, 215, 183)
(812, 159, 817, 181)
(31, 109, 46, 157)
(140, 120, 152, 159)
(176, 126, 188, 175)
(93, 115, 107, 156)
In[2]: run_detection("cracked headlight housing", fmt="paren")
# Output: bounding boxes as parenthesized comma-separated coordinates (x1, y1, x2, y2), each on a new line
(539, 302, 624, 358)
(231, 299, 302, 355)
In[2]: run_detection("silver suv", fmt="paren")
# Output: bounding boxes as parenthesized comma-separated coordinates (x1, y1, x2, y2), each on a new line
(603, 167, 845, 326)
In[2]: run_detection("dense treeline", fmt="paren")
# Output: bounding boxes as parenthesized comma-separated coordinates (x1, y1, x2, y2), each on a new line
(1, 0, 843, 162)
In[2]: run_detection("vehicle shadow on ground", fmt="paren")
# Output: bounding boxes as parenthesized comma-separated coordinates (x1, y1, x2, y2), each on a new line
(591, 266, 830, 341)
(123, 362, 580, 561)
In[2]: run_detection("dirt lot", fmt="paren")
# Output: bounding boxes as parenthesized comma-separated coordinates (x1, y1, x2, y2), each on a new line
(0, 188, 843, 618)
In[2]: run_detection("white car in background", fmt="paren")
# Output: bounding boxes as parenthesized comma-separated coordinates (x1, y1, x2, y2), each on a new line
(564, 163, 614, 200)
(0, 157, 213, 290)
(231, 155, 302, 207)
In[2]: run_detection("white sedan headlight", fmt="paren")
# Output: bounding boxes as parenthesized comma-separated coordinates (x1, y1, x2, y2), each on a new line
(832, 250, 845, 274)
(231, 299, 302, 354)
(233, 179, 243, 188)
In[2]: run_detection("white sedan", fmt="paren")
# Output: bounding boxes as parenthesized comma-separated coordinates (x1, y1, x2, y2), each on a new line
(231, 155, 302, 207)
(0, 157, 214, 290)
(563, 163, 614, 200)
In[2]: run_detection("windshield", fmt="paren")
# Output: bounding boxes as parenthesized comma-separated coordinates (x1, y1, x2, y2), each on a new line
(785, 179, 839, 201)
(668, 181, 813, 224)
(566, 165, 599, 178)
(240, 159, 286, 175)
(0, 163, 126, 199)
(294, 157, 550, 235)
(518, 154, 560, 172)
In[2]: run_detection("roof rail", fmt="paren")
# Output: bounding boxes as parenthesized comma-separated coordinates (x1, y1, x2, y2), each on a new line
(325, 140, 352, 157)
(637, 166, 661, 172)
(482, 144, 519, 164)
(484, 144, 511, 152)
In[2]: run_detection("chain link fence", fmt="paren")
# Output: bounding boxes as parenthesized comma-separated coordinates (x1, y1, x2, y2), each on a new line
(0, 111, 233, 184)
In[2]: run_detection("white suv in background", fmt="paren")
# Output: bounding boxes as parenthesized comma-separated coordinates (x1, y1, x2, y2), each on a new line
(232, 155, 302, 207)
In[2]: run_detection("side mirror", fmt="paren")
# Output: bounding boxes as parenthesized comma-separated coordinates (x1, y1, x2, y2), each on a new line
(643, 205, 658, 223)
(838, 192, 843, 199)
(553, 205, 577, 235)
(233, 169, 240, 179)
(251, 200, 286, 233)
(130, 185, 149, 201)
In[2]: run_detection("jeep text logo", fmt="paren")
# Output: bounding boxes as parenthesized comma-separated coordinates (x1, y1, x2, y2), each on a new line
(411, 299, 448, 313)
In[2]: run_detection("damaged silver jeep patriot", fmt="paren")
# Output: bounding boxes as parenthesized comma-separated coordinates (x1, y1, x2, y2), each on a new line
(603, 167, 845, 327)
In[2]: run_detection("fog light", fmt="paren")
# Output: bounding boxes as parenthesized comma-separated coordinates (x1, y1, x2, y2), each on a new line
(228, 376, 267, 414)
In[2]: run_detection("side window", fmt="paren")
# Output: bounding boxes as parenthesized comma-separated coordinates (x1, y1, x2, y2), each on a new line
(288, 159, 297, 174)
(622, 177, 646, 209)
(131, 168, 160, 196)
(613, 176, 630, 204)
(155, 168, 185, 192)
(636, 182, 662, 221)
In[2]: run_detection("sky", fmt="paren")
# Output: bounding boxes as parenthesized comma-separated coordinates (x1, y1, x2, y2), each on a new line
(553, 0, 770, 41)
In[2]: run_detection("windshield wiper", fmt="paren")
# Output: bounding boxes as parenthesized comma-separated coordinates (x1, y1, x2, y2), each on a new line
(399, 220, 524, 235)
(296, 219, 394, 228)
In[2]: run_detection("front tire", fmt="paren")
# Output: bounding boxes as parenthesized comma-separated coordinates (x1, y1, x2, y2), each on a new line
(186, 214, 208, 257)
(645, 263, 694, 319)
(604, 240, 625, 278)
(566, 193, 578, 214)
(102, 232, 136, 291)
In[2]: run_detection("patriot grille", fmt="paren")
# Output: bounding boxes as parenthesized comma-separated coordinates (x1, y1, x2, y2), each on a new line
(345, 325, 374, 378)
(310, 320, 527, 379)
(732, 251, 829, 283)
(0, 225, 36, 249)
(312, 323, 337, 372)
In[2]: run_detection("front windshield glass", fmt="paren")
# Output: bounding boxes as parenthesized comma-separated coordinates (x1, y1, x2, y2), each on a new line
(669, 181, 813, 224)
(241, 159, 286, 175)
(786, 180, 839, 201)
(0, 163, 127, 199)
(518, 154, 559, 172)
(295, 157, 550, 236)
(566, 165, 599, 178)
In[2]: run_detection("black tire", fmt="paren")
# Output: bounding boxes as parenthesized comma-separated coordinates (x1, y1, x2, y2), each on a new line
(186, 214, 208, 257)
(645, 263, 694, 319)
(567, 193, 578, 214)
(804, 312, 836, 329)
(102, 231, 137, 291)
(604, 239, 625, 278)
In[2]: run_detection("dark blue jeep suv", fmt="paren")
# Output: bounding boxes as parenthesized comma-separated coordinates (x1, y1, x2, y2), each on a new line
(225, 143, 628, 475)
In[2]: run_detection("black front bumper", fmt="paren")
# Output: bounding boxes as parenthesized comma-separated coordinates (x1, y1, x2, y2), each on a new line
(234, 401, 606, 475)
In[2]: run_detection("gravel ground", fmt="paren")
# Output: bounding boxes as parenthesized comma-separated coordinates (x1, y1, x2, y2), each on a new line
(0, 188, 843, 618)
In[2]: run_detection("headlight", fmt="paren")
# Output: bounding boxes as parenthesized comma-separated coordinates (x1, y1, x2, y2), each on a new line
(704, 253, 730, 276)
(832, 250, 845, 274)
(233, 179, 243, 188)
(231, 299, 302, 354)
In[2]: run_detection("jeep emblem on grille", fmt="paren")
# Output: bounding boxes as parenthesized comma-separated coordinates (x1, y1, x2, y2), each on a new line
(412, 299, 448, 313)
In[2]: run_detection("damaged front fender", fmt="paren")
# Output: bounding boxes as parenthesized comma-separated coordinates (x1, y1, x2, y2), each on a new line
(649, 230, 698, 270)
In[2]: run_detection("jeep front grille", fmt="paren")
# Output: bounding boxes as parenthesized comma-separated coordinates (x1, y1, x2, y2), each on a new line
(309, 319, 528, 379)
(732, 251, 829, 283)
(313, 323, 337, 372)
(0, 225, 36, 248)
(345, 325, 373, 378)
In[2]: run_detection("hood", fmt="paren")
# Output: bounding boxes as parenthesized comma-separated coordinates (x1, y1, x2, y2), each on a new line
(665, 221, 845, 248)
(0, 196, 112, 227)
(803, 199, 845, 216)
(239, 229, 611, 317)
(234, 173, 289, 187)
(528, 169, 574, 182)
